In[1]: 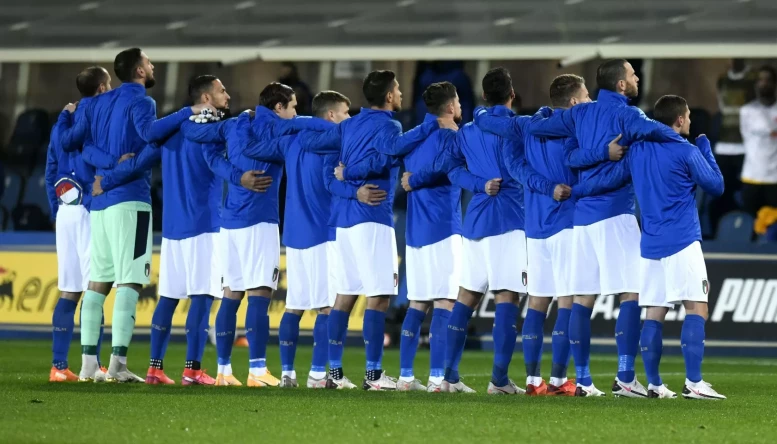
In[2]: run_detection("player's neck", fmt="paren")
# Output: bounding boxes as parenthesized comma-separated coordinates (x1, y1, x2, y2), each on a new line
(371, 105, 394, 112)
(438, 114, 456, 126)
(130, 78, 146, 87)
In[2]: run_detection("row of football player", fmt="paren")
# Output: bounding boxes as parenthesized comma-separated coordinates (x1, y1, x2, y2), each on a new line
(46, 48, 724, 399)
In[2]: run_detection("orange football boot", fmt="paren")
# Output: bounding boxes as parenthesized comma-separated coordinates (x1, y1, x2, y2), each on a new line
(182, 368, 216, 386)
(145, 367, 176, 385)
(526, 380, 548, 396)
(50, 367, 79, 382)
(547, 379, 577, 396)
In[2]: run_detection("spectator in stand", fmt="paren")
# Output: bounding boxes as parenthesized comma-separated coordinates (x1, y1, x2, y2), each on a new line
(710, 59, 757, 232)
(740, 65, 777, 217)
(278, 62, 313, 116)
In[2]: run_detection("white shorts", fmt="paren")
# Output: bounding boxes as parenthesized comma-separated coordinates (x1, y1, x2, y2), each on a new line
(220, 222, 280, 292)
(55, 205, 91, 292)
(406, 235, 462, 301)
(335, 223, 398, 297)
(286, 242, 336, 310)
(639, 242, 709, 308)
(159, 232, 222, 299)
(460, 229, 527, 294)
(570, 214, 641, 295)
(527, 229, 574, 297)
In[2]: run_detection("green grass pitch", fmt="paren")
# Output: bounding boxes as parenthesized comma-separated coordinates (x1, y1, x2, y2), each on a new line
(1, 340, 775, 443)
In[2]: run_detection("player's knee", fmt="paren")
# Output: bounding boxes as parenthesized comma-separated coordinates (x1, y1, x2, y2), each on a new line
(433, 299, 455, 311)
(60, 291, 82, 302)
(286, 308, 304, 316)
(494, 290, 520, 305)
(619, 292, 639, 303)
(527, 296, 551, 312)
(646, 306, 669, 321)
(87, 281, 112, 295)
(573, 295, 596, 308)
(556, 296, 573, 310)
(408, 301, 430, 313)
(683, 301, 708, 320)
(333, 294, 358, 312)
(456, 287, 482, 308)
(366, 295, 390, 312)
(318, 307, 332, 315)
(117, 283, 142, 293)
(247, 287, 272, 298)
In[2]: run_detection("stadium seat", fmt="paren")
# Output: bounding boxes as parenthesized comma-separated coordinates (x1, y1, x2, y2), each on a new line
(21, 166, 51, 220)
(1, 170, 24, 218)
(716, 211, 754, 243)
(2, 109, 51, 174)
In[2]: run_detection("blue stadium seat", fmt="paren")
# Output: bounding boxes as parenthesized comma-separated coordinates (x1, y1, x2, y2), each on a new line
(1, 170, 24, 216)
(716, 211, 754, 243)
(21, 167, 51, 220)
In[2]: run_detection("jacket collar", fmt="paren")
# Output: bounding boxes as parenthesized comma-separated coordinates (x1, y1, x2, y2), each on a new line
(360, 107, 393, 117)
(423, 113, 439, 124)
(597, 88, 629, 105)
(254, 106, 280, 120)
(489, 104, 515, 117)
(119, 82, 146, 95)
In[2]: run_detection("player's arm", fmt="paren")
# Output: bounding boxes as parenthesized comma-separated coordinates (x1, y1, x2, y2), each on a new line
(619, 107, 686, 144)
(341, 153, 396, 181)
(572, 155, 632, 198)
(527, 106, 576, 138)
(297, 122, 340, 154)
(563, 137, 606, 169)
(58, 108, 88, 153)
(687, 135, 725, 197)
(504, 139, 556, 197)
(373, 119, 438, 157)
(81, 144, 119, 170)
(473, 106, 530, 141)
(275, 115, 334, 136)
(201, 143, 243, 186)
(44, 141, 59, 221)
(130, 97, 191, 143)
(181, 119, 233, 144)
(323, 154, 358, 199)
(100, 144, 161, 192)
(237, 113, 289, 162)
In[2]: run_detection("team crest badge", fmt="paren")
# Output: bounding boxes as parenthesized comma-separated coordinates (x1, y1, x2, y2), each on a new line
(521, 271, 528, 287)
(55, 177, 83, 205)
(272, 267, 279, 283)
(394, 273, 399, 288)
(702, 279, 709, 295)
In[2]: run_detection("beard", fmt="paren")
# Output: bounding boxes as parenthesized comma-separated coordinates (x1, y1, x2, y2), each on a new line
(454, 114, 463, 125)
(758, 87, 776, 99)
(625, 82, 639, 98)
(144, 76, 156, 89)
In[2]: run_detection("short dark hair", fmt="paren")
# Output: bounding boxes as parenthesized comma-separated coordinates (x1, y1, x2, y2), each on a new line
(596, 59, 628, 92)
(362, 70, 396, 107)
(312, 91, 351, 118)
(482, 67, 513, 106)
(758, 65, 777, 83)
(114, 47, 144, 83)
(188, 75, 218, 104)
(422, 81, 458, 116)
(76, 66, 109, 98)
(653, 95, 688, 127)
(549, 74, 585, 107)
(259, 82, 295, 110)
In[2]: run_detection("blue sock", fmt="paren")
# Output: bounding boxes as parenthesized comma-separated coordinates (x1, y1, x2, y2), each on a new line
(52, 298, 78, 370)
(681, 314, 706, 383)
(444, 302, 473, 383)
(429, 308, 450, 379)
(97, 311, 105, 367)
(363, 309, 386, 373)
(279, 312, 302, 372)
(570, 303, 593, 386)
(328, 309, 349, 377)
(640, 320, 663, 387)
(149, 296, 179, 368)
(216, 297, 240, 366)
(196, 296, 214, 362)
(492, 302, 519, 386)
(185, 295, 211, 365)
(522, 308, 546, 379)
(311, 313, 329, 374)
(247, 296, 271, 370)
(551, 307, 572, 380)
(616, 300, 640, 383)
(399, 308, 426, 378)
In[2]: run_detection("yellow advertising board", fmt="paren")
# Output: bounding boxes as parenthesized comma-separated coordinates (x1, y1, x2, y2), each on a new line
(0, 251, 366, 330)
